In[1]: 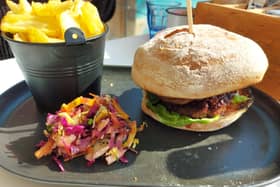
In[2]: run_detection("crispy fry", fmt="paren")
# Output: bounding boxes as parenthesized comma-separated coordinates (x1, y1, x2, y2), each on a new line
(71, 0, 84, 16)
(13, 33, 23, 41)
(47, 37, 64, 43)
(6, 0, 32, 13)
(59, 10, 81, 37)
(1, 12, 60, 36)
(80, 1, 104, 37)
(1, 21, 60, 37)
(19, 0, 32, 13)
(6, 0, 21, 13)
(13, 33, 27, 41)
(13, 27, 62, 43)
(27, 27, 51, 43)
(31, 0, 73, 17)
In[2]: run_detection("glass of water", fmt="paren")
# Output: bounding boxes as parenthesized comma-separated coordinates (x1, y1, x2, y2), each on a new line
(146, 0, 181, 38)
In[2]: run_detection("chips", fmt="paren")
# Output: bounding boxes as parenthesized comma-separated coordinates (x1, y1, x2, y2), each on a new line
(0, 0, 105, 43)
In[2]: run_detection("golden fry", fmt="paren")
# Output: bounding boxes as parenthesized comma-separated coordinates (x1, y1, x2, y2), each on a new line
(71, 0, 84, 16)
(1, 11, 60, 37)
(80, 1, 104, 37)
(59, 10, 81, 38)
(26, 28, 63, 43)
(6, 0, 32, 14)
(6, 0, 21, 14)
(31, 0, 73, 17)
(18, 0, 32, 13)
(27, 28, 50, 43)
(13, 33, 25, 41)
(47, 37, 64, 43)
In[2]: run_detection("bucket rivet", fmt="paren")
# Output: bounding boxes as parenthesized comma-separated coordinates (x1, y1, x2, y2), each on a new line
(72, 33, 78, 40)
(64, 27, 86, 45)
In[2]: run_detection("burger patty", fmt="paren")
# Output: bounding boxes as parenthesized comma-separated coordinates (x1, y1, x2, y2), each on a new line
(161, 88, 253, 118)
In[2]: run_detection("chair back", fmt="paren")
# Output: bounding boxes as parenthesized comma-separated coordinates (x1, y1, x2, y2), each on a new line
(0, 4, 13, 60)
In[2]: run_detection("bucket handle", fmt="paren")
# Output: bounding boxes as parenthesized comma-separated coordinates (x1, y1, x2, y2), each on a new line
(64, 27, 86, 45)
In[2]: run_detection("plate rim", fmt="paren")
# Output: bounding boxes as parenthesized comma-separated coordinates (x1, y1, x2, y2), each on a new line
(0, 81, 280, 187)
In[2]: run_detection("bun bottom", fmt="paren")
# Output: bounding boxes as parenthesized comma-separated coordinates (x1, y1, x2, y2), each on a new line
(141, 96, 248, 132)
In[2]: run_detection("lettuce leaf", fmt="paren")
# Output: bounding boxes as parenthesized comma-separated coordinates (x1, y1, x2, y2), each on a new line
(146, 93, 219, 127)
(231, 94, 249, 104)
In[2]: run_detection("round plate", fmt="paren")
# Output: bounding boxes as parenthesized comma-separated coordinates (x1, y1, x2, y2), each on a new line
(0, 81, 280, 187)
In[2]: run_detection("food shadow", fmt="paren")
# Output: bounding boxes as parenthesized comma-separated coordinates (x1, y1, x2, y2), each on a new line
(2, 96, 52, 168)
(165, 106, 280, 181)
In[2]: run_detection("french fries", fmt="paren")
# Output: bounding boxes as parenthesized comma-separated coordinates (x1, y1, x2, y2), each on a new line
(80, 1, 104, 37)
(6, 0, 32, 14)
(0, 0, 105, 43)
(31, 0, 73, 17)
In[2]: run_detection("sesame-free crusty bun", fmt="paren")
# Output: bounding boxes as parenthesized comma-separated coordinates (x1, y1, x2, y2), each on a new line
(131, 24, 268, 99)
(132, 24, 267, 132)
(141, 92, 249, 132)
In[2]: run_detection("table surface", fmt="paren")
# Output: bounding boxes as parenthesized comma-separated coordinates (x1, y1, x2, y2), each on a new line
(0, 35, 279, 187)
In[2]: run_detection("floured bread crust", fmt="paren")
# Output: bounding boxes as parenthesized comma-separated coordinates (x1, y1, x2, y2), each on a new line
(132, 24, 268, 99)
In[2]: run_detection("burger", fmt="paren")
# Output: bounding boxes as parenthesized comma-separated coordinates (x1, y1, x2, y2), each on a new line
(131, 24, 268, 132)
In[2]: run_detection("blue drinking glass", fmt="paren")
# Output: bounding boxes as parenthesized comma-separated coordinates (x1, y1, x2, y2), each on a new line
(146, 0, 181, 38)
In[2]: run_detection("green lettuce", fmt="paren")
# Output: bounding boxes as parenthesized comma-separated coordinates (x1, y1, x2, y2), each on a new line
(146, 93, 219, 127)
(231, 94, 249, 104)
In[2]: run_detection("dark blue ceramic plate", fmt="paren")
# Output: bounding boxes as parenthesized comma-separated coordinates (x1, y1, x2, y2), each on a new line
(0, 67, 279, 187)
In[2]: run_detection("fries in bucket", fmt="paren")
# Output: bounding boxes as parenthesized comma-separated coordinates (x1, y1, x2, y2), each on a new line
(0, 0, 105, 43)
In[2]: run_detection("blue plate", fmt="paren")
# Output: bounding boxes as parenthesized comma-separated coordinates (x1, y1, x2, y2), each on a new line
(0, 67, 280, 187)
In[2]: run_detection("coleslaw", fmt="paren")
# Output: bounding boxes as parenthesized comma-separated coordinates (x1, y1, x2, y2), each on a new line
(34, 94, 144, 171)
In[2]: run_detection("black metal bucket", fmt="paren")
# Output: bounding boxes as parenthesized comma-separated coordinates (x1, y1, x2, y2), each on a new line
(2, 25, 108, 112)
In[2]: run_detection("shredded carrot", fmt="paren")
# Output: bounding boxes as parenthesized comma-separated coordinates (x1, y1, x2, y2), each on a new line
(112, 98, 129, 120)
(122, 121, 137, 148)
(138, 122, 148, 132)
(34, 138, 55, 159)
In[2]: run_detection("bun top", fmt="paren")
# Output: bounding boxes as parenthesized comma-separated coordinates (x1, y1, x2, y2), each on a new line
(132, 24, 268, 99)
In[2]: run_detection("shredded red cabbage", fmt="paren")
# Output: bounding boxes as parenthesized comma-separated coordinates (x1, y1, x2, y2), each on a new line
(87, 103, 99, 118)
(65, 125, 84, 135)
(34, 94, 142, 172)
(86, 160, 95, 167)
(119, 156, 128, 163)
(35, 140, 46, 148)
(52, 156, 65, 172)
(60, 117, 69, 127)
